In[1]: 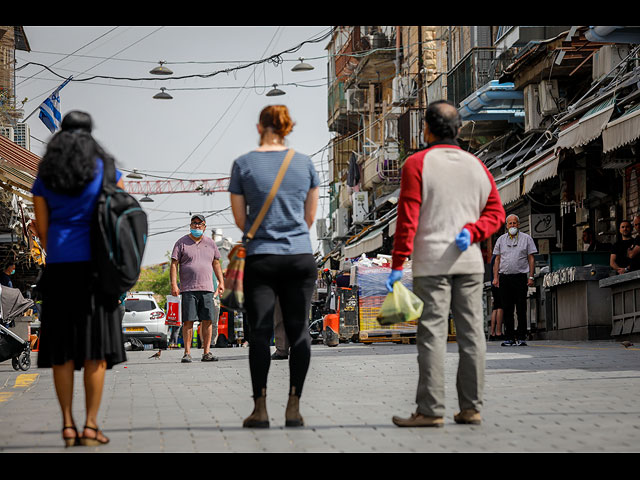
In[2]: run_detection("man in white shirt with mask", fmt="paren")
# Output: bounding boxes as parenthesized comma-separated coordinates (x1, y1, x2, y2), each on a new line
(492, 214, 537, 346)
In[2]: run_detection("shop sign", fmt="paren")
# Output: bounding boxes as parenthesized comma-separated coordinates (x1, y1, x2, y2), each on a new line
(530, 213, 556, 238)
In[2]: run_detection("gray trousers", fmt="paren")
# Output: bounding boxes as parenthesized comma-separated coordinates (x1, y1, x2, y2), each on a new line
(413, 274, 485, 417)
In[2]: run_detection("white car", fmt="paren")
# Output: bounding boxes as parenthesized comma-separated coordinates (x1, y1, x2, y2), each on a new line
(122, 292, 168, 349)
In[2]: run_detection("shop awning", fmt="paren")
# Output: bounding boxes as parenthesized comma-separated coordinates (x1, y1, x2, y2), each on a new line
(555, 96, 616, 150)
(523, 153, 559, 194)
(0, 134, 39, 175)
(344, 226, 385, 259)
(0, 162, 37, 195)
(495, 172, 522, 205)
(602, 103, 640, 153)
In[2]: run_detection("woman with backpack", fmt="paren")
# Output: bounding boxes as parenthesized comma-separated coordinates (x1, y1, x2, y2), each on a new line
(32, 111, 125, 447)
(229, 105, 319, 428)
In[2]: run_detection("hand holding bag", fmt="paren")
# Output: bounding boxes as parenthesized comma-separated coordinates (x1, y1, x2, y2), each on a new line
(165, 295, 182, 326)
(221, 149, 295, 311)
(376, 281, 424, 326)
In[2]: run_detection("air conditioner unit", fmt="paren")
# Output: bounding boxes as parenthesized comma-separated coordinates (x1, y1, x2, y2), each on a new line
(593, 45, 630, 82)
(524, 83, 542, 132)
(352, 191, 369, 224)
(346, 89, 367, 112)
(316, 217, 328, 238)
(392, 76, 417, 105)
(538, 79, 559, 116)
(0, 126, 14, 142)
(385, 114, 399, 141)
(331, 208, 349, 239)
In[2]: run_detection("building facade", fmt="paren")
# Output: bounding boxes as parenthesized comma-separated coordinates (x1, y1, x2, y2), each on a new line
(0, 26, 42, 291)
(322, 25, 640, 342)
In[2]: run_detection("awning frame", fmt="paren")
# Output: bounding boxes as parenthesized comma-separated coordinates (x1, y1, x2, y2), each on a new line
(344, 227, 385, 258)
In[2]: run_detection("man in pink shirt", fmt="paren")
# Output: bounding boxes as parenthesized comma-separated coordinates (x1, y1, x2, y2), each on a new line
(171, 214, 225, 363)
(388, 100, 505, 428)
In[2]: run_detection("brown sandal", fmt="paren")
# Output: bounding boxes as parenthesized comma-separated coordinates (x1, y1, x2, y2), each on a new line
(62, 425, 79, 447)
(80, 425, 110, 446)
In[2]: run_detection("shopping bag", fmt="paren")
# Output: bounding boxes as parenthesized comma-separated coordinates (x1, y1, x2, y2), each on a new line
(220, 244, 246, 312)
(376, 281, 424, 325)
(165, 295, 182, 326)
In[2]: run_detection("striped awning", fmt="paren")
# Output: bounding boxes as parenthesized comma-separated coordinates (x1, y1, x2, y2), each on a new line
(602, 103, 640, 153)
(523, 153, 559, 194)
(0, 134, 39, 175)
(0, 162, 37, 196)
(556, 96, 616, 150)
(495, 172, 522, 205)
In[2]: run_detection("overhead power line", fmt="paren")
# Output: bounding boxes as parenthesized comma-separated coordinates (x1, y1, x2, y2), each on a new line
(16, 28, 333, 84)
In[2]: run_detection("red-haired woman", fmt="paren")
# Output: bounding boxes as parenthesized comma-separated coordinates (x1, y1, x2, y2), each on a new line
(229, 105, 319, 428)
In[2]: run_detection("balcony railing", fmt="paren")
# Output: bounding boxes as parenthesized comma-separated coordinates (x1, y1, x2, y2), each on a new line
(398, 108, 426, 154)
(447, 47, 497, 107)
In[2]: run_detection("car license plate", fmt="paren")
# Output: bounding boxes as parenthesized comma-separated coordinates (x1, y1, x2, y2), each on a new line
(124, 327, 145, 332)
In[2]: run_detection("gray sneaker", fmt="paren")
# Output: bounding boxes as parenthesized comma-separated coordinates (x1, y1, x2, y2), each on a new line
(181, 353, 192, 363)
(201, 352, 219, 362)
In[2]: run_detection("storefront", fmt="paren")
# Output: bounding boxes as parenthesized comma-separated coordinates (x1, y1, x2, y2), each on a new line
(0, 134, 43, 292)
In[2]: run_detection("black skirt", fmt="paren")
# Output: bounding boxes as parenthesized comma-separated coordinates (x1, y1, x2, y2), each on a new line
(36, 262, 126, 370)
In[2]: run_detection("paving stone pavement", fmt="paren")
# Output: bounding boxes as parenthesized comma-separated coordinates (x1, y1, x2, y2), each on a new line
(1, 339, 639, 453)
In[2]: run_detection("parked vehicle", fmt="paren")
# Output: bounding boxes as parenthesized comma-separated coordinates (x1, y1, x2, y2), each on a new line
(122, 292, 168, 349)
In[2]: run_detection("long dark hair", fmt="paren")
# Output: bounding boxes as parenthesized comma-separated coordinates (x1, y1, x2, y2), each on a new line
(38, 111, 114, 196)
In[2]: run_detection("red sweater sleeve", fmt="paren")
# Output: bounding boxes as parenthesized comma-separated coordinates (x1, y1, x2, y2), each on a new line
(463, 159, 505, 243)
(392, 152, 423, 270)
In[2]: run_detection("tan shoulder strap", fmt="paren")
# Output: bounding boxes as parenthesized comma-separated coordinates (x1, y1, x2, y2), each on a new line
(246, 148, 295, 241)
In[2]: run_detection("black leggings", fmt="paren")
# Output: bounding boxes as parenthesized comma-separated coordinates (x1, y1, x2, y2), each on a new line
(244, 254, 317, 398)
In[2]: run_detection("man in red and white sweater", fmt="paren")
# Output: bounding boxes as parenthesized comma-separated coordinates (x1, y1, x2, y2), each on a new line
(389, 100, 505, 428)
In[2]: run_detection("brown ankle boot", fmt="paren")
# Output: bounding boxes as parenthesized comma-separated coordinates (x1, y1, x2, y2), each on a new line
(243, 389, 269, 428)
(285, 387, 304, 427)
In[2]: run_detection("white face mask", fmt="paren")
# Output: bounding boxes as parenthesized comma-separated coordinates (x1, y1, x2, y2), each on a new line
(508, 227, 518, 236)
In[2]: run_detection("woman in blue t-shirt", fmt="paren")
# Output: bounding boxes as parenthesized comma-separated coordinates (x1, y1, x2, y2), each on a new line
(32, 111, 125, 447)
(229, 105, 319, 429)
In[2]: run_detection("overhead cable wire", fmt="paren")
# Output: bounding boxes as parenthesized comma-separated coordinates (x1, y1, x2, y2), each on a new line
(144, 26, 286, 220)
(16, 26, 120, 87)
(16, 28, 333, 84)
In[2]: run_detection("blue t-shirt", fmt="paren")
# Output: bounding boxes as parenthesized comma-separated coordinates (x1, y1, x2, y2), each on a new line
(31, 159, 122, 263)
(228, 149, 320, 256)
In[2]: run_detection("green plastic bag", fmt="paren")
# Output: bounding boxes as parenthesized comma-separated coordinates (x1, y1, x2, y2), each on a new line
(376, 282, 424, 325)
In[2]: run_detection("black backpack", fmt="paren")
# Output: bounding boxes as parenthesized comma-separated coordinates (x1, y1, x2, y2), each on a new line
(91, 156, 148, 297)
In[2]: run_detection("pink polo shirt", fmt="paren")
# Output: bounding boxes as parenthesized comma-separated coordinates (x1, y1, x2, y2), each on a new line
(171, 234, 221, 292)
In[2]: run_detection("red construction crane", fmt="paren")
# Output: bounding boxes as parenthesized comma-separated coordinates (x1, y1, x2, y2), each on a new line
(123, 177, 230, 196)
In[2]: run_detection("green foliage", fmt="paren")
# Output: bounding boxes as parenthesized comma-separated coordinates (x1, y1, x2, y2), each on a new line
(132, 253, 172, 310)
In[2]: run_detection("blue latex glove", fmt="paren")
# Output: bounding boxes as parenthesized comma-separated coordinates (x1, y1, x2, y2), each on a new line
(455, 228, 471, 252)
(386, 269, 403, 293)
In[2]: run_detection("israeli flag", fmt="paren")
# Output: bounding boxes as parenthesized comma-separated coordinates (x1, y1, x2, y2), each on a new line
(38, 76, 72, 134)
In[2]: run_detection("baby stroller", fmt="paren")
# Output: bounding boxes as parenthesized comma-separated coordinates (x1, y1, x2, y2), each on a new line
(0, 285, 34, 371)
